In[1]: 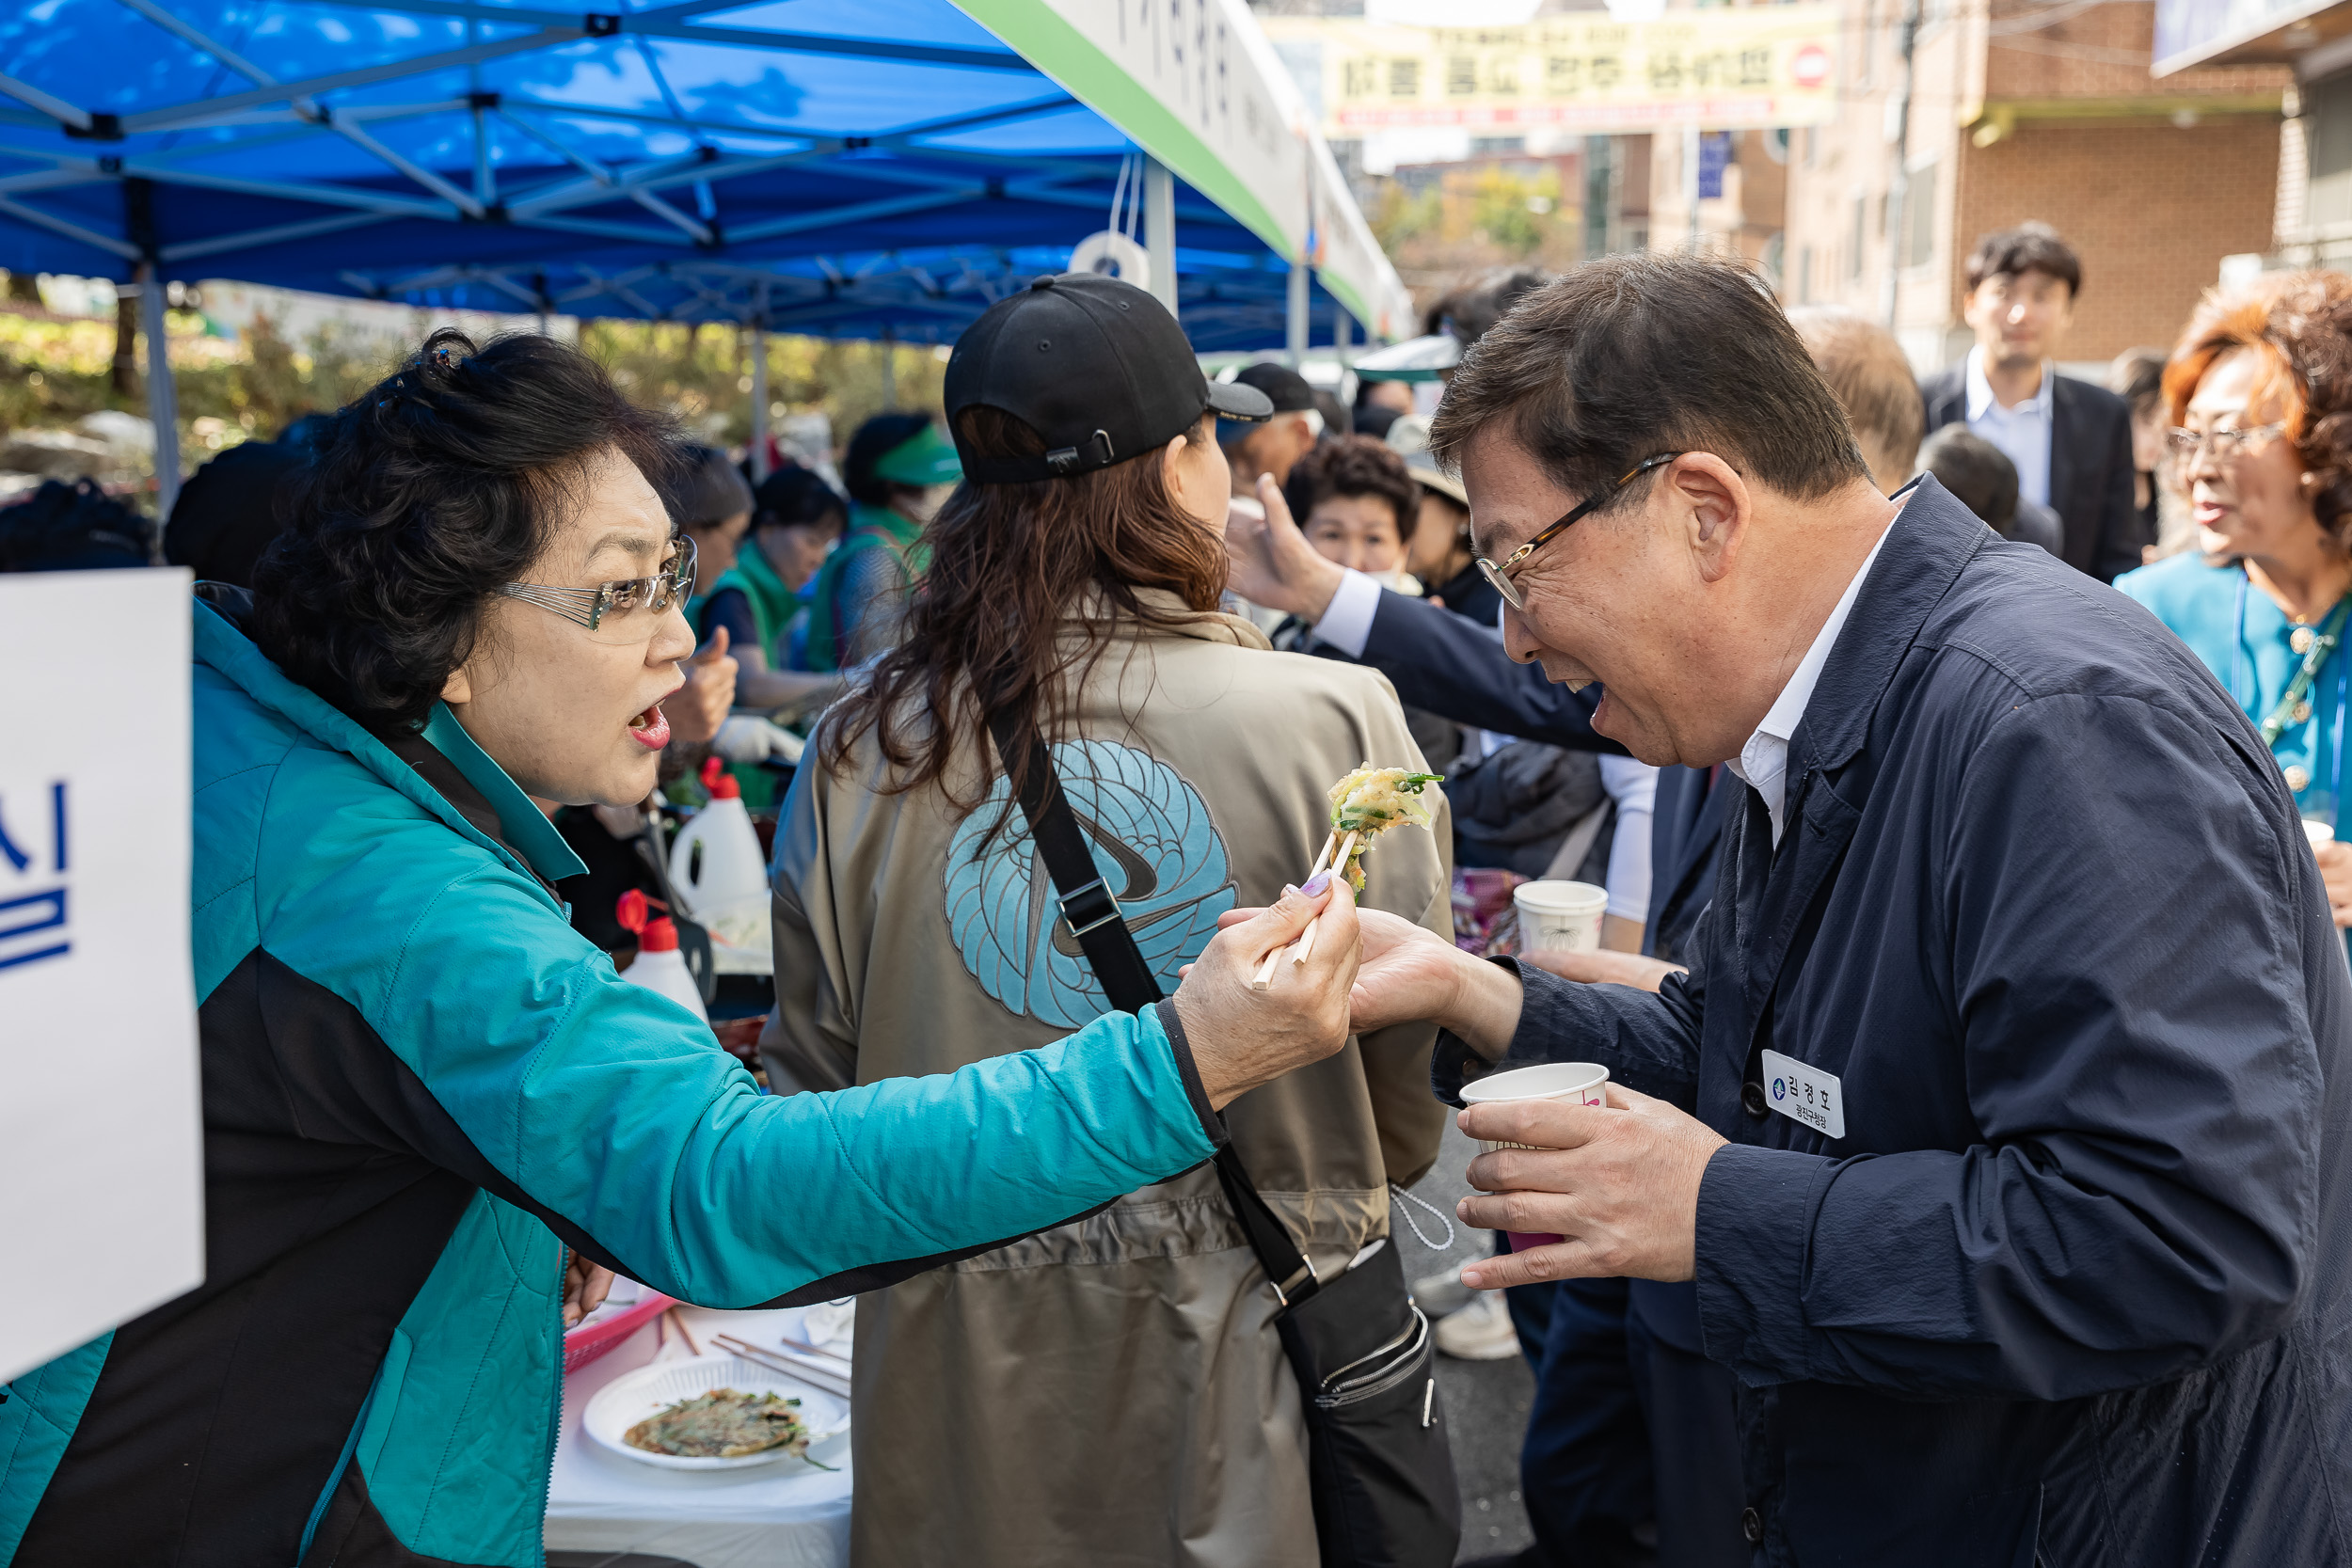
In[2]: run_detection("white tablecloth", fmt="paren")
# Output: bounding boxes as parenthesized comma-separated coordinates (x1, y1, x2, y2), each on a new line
(544, 1303, 851, 1568)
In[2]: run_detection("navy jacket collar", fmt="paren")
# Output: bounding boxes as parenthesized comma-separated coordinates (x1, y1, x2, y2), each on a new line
(1790, 474, 1989, 779)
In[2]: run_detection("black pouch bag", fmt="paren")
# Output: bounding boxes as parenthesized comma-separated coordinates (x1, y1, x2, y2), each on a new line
(989, 713, 1461, 1568)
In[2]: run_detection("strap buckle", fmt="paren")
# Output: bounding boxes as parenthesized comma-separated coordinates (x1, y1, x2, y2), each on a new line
(1267, 1259, 1319, 1308)
(1057, 876, 1124, 938)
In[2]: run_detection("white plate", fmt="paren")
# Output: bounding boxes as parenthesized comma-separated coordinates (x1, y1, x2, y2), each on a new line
(583, 1353, 850, 1471)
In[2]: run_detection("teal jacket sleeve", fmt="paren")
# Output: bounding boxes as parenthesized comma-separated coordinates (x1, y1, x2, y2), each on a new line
(263, 815, 1222, 1307)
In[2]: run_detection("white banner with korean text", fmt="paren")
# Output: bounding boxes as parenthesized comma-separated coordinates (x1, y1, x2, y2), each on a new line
(1, 568, 202, 1386)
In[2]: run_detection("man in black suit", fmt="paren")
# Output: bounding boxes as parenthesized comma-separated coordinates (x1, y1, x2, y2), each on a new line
(1920, 222, 2146, 581)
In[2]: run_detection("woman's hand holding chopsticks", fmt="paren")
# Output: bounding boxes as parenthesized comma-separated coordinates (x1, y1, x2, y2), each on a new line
(1170, 878, 1360, 1109)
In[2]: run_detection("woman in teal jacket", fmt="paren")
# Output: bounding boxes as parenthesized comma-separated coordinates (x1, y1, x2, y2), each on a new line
(2116, 271, 2352, 938)
(0, 332, 1358, 1568)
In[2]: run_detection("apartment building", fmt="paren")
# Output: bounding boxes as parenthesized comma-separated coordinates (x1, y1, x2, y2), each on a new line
(1781, 0, 2287, 369)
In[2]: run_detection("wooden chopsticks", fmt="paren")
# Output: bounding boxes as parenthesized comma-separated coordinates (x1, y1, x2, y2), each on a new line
(1251, 828, 1354, 990)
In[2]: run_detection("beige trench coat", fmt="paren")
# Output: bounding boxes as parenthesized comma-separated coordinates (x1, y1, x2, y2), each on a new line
(760, 596, 1452, 1568)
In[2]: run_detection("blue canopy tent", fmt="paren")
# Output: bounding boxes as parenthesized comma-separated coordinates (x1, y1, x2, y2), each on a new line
(0, 0, 1410, 507)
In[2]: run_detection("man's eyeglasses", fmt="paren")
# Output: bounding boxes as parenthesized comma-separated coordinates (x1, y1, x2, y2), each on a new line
(496, 534, 696, 644)
(2165, 423, 2287, 464)
(1474, 453, 1682, 611)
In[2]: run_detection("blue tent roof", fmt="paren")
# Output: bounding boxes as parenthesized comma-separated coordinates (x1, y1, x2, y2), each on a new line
(0, 0, 1365, 349)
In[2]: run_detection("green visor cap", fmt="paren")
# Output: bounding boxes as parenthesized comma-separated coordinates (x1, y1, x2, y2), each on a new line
(872, 420, 963, 486)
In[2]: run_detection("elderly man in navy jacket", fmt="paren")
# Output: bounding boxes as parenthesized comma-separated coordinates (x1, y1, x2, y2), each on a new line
(1330, 252, 2352, 1563)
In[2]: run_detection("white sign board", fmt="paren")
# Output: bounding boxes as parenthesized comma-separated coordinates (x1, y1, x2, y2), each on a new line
(0, 569, 202, 1386)
(955, 0, 1313, 261)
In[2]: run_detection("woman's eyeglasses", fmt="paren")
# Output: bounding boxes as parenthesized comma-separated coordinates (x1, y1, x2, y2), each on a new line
(496, 535, 696, 644)
(1473, 453, 1682, 611)
(2165, 423, 2287, 464)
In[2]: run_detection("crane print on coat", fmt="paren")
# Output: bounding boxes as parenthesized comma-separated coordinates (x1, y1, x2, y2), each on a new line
(945, 738, 1235, 1028)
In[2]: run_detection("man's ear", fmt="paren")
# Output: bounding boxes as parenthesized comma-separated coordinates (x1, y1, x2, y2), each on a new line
(440, 661, 473, 706)
(1669, 454, 1749, 584)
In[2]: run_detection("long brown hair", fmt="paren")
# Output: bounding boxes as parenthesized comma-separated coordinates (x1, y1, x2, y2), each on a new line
(820, 404, 1228, 808)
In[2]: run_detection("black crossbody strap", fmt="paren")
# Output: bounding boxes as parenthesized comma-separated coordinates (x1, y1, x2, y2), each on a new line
(986, 710, 1321, 1309)
(987, 710, 1165, 1012)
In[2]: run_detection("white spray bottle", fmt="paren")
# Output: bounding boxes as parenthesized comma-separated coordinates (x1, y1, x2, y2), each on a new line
(614, 890, 708, 1023)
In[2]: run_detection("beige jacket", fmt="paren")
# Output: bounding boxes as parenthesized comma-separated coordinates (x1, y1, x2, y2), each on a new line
(760, 597, 1451, 1568)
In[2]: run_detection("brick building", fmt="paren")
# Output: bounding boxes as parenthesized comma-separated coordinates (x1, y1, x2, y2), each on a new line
(1779, 0, 2289, 371)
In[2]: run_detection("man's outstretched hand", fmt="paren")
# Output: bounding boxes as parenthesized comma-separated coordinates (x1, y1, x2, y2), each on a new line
(1174, 879, 1361, 1108)
(1211, 902, 1525, 1058)
(1224, 472, 1347, 622)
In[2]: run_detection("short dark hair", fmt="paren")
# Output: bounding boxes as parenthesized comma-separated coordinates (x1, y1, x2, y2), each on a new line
(753, 464, 848, 534)
(1284, 436, 1422, 542)
(1438, 266, 1551, 347)
(1429, 253, 1869, 515)
(659, 443, 754, 532)
(844, 412, 936, 505)
(1917, 426, 2019, 533)
(1964, 222, 2082, 298)
(2108, 347, 2167, 416)
(251, 328, 678, 735)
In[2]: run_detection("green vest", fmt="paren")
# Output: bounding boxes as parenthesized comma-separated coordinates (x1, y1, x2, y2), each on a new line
(804, 503, 928, 673)
(707, 537, 802, 667)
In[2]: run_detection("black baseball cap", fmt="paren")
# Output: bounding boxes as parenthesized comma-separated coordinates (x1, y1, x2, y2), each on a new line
(946, 273, 1274, 484)
(1232, 360, 1317, 413)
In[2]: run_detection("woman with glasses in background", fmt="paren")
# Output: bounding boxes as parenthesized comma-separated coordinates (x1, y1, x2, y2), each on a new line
(0, 331, 1353, 1567)
(2116, 271, 2352, 936)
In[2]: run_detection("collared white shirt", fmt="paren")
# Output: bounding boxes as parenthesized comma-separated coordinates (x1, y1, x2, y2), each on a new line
(1724, 514, 1898, 846)
(1310, 566, 1387, 659)
(1963, 345, 2055, 510)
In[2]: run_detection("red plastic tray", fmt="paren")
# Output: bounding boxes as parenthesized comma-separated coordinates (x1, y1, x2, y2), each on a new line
(563, 1290, 675, 1375)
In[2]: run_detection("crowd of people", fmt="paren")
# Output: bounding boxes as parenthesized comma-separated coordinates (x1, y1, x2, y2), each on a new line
(7, 214, 2352, 1568)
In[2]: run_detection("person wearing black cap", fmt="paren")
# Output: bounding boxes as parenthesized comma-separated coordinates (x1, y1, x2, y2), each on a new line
(761, 273, 1459, 1568)
(1221, 358, 1324, 499)
(163, 430, 312, 588)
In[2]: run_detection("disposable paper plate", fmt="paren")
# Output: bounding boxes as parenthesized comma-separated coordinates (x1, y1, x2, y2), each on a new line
(583, 1353, 850, 1471)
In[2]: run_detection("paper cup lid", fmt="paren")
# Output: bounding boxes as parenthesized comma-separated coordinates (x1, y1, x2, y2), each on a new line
(1459, 1061, 1610, 1103)
(1513, 879, 1610, 914)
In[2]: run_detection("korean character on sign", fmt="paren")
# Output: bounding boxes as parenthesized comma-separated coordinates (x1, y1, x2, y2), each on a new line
(0, 781, 70, 974)
(1344, 56, 1379, 99)
(1446, 55, 1478, 96)
(1483, 54, 1520, 95)
(1390, 57, 1421, 98)
(1590, 55, 1623, 89)
(1647, 51, 1685, 90)
(1545, 55, 1581, 95)
(1740, 47, 1772, 86)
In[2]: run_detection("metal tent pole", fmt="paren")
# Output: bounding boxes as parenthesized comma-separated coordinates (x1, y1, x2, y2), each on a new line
(139, 262, 181, 527)
(1143, 155, 1177, 321)
(1286, 255, 1309, 370)
(747, 284, 771, 482)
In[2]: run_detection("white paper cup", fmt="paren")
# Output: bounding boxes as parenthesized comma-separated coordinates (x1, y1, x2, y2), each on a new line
(2306, 819, 2335, 847)
(1513, 879, 1610, 954)
(1460, 1061, 1610, 1255)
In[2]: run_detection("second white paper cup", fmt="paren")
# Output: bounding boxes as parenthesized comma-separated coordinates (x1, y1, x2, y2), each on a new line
(1459, 1061, 1611, 1153)
(1460, 1062, 1610, 1253)
(1514, 879, 1609, 954)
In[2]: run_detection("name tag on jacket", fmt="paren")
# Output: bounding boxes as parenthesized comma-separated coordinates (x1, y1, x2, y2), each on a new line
(1760, 1050, 1846, 1139)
